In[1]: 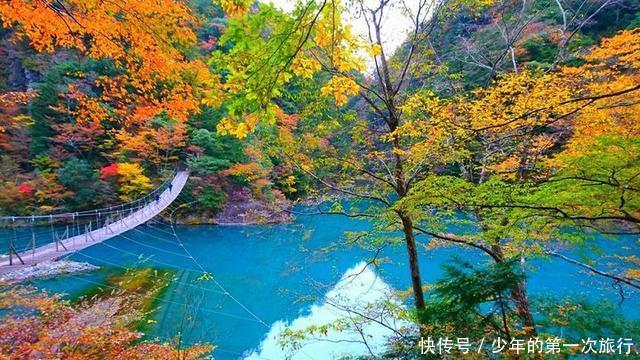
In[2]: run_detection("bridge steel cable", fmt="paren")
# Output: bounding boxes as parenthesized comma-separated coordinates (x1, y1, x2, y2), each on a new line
(165, 198, 271, 330)
(1, 168, 274, 355)
(0, 170, 189, 271)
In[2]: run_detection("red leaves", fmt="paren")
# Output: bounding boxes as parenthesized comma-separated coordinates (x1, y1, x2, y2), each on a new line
(0, 288, 213, 359)
(100, 163, 119, 179)
(17, 183, 34, 196)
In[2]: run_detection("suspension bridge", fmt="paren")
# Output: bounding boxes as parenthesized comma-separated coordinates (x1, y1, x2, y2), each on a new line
(0, 170, 190, 274)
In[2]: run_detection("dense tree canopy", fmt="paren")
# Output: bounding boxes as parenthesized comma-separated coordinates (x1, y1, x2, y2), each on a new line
(0, 0, 639, 357)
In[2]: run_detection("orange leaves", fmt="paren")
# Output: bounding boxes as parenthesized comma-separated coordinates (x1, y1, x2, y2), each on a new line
(1, 0, 218, 163)
(551, 29, 640, 167)
(224, 162, 264, 181)
(0, 91, 36, 115)
(0, 288, 213, 359)
(276, 109, 300, 129)
(52, 94, 107, 153)
(224, 161, 274, 196)
(116, 121, 187, 164)
(0, 0, 83, 53)
(468, 71, 573, 134)
(0, 0, 196, 75)
(130, 105, 162, 126)
(585, 28, 640, 67)
(627, 268, 640, 280)
(486, 155, 521, 178)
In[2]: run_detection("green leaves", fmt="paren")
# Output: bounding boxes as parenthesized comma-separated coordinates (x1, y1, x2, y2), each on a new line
(197, 186, 226, 213)
(419, 259, 523, 339)
(57, 158, 98, 210)
(186, 156, 232, 175)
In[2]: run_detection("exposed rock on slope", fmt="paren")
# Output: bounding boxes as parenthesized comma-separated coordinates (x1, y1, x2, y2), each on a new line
(214, 187, 292, 225)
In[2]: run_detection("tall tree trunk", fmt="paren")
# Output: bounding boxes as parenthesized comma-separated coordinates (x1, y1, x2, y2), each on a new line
(389, 114, 425, 312)
(401, 214, 426, 310)
(511, 280, 536, 335)
(491, 245, 537, 335)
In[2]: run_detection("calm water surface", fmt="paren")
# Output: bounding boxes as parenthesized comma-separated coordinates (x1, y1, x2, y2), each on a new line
(5, 211, 638, 359)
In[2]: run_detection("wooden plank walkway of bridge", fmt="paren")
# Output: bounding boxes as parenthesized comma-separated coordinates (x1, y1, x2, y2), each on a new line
(0, 171, 189, 275)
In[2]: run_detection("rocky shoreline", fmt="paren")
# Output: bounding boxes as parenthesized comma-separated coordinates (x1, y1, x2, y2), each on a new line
(169, 188, 343, 226)
(171, 186, 294, 225)
(0, 260, 99, 284)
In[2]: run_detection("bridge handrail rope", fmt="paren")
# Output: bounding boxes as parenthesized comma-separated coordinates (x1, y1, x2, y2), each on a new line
(1, 169, 189, 268)
(0, 168, 178, 222)
(2, 174, 273, 350)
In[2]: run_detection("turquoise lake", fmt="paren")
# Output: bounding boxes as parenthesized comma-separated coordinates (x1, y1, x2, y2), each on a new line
(3, 211, 639, 359)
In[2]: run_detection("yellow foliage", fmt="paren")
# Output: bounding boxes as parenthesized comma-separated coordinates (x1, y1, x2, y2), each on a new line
(223, 71, 247, 94)
(313, 0, 365, 72)
(216, 113, 260, 139)
(291, 55, 322, 79)
(215, 0, 252, 18)
(321, 75, 360, 106)
(626, 269, 640, 280)
(555, 28, 640, 160)
(369, 43, 382, 57)
(585, 28, 640, 66)
(223, 162, 264, 182)
(116, 162, 153, 202)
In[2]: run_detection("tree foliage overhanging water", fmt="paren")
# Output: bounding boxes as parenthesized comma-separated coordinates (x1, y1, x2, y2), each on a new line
(0, 0, 639, 358)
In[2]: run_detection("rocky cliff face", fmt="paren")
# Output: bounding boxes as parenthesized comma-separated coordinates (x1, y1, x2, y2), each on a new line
(0, 37, 40, 91)
(172, 185, 293, 225)
(213, 187, 292, 225)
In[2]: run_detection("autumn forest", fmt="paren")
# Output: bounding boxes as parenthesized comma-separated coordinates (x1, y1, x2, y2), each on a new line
(0, 0, 639, 358)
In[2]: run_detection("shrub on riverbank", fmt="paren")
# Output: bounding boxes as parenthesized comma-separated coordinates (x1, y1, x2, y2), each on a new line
(0, 269, 213, 359)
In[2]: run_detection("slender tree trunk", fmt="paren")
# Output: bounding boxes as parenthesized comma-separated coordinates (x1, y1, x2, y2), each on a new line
(491, 244, 537, 335)
(511, 281, 536, 334)
(388, 113, 426, 312)
(401, 214, 426, 310)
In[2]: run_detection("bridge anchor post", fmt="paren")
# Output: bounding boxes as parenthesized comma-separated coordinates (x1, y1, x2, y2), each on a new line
(55, 226, 68, 252)
(9, 218, 25, 266)
(31, 216, 36, 257)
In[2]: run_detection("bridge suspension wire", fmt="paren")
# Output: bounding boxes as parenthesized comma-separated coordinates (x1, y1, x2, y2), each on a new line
(61, 271, 262, 323)
(36, 267, 274, 359)
(1, 169, 274, 351)
(164, 194, 271, 330)
(56, 195, 273, 329)
(130, 188, 272, 330)
(61, 247, 226, 296)
(0, 170, 189, 271)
